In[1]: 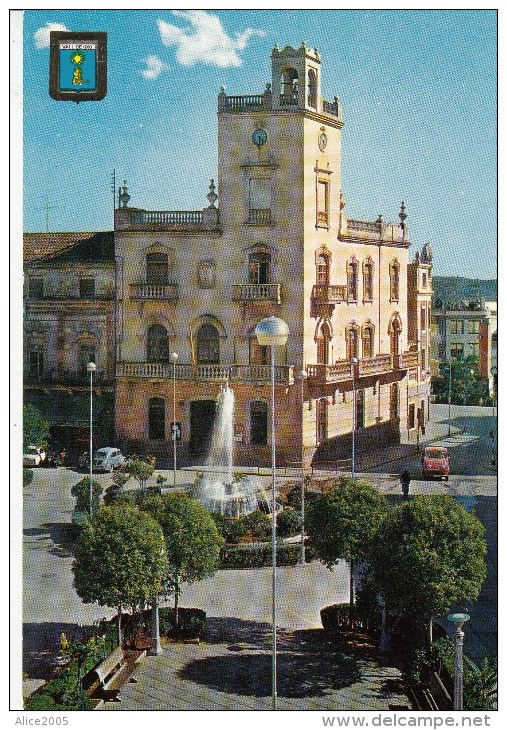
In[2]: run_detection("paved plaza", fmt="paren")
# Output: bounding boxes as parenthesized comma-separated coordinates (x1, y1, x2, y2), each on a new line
(21, 404, 497, 709)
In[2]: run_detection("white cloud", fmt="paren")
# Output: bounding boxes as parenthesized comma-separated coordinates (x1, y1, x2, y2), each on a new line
(157, 10, 264, 68)
(141, 55, 170, 80)
(34, 22, 69, 50)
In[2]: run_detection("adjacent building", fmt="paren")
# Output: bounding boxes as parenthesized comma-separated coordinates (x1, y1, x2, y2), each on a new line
(24, 44, 433, 464)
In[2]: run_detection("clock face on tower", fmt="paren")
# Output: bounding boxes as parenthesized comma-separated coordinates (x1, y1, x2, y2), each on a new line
(252, 128, 268, 147)
(319, 131, 328, 152)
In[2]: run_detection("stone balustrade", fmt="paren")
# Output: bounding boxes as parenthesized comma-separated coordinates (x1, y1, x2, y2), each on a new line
(311, 284, 347, 303)
(232, 283, 281, 304)
(306, 361, 352, 382)
(115, 207, 220, 232)
(394, 351, 420, 370)
(116, 362, 294, 384)
(358, 354, 393, 375)
(307, 352, 416, 383)
(345, 217, 407, 243)
(129, 283, 178, 301)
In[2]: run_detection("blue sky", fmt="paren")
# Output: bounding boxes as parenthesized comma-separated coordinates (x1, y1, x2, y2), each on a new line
(22, 9, 497, 278)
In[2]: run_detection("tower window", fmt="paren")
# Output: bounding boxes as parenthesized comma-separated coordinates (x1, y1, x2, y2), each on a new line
(317, 180, 330, 227)
(248, 179, 271, 224)
(307, 69, 317, 108)
(280, 67, 298, 105)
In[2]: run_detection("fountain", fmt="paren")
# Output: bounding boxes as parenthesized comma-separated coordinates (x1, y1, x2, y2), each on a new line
(192, 383, 268, 518)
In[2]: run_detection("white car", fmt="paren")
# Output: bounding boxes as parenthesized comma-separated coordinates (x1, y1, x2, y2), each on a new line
(92, 447, 125, 473)
(23, 445, 46, 467)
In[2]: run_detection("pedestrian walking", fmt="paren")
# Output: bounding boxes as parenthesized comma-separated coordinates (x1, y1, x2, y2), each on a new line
(400, 470, 411, 499)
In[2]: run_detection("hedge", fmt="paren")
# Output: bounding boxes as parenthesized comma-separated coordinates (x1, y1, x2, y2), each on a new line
(23, 468, 34, 487)
(220, 541, 307, 569)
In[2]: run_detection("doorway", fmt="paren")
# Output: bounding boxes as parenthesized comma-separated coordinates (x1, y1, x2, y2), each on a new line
(190, 400, 217, 456)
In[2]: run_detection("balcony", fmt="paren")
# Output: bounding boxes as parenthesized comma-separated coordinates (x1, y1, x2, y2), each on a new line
(247, 209, 272, 225)
(358, 354, 393, 376)
(117, 362, 294, 384)
(129, 283, 178, 301)
(343, 217, 407, 244)
(280, 92, 299, 107)
(312, 284, 347, 304)
(394, 351, 420, 370)
(232, 283, 281, 304)
(219, 92, 271, 113)
(24, 370, 114, 387)
(115, 207, 221, 232)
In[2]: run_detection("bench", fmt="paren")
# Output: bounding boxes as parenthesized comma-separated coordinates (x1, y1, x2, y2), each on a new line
(82, 646, 124, 701)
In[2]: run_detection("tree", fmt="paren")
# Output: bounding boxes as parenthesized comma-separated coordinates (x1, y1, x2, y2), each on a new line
(306, 477, 387, 608)
(23, 403, 50, 451)
(73, 504, 167, 643)
(129, 458, 155, 494)
(368, 495, 487, 645)
(71, 477, 103, 514)
(434, 356, 491, 406)
(142, 493, 223, 632)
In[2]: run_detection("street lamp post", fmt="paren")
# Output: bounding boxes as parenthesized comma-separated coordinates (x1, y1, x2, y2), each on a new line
(447, 361, 452, 438)
(86, 362, 96, 515)
(171, 352, 179, 487)
(447, 612, 470, 711)
(255, 316, 290, 712)
(299, 369, 308, 565)
(350, 358, 358, 480)
(491, 366, 497, 419)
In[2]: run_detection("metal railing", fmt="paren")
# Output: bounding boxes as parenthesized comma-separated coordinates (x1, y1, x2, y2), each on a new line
(130, 210, 203, 225)
(322, 97, 342, 118)
(232, 283, 281, 304)
(247, 209, 272, 225)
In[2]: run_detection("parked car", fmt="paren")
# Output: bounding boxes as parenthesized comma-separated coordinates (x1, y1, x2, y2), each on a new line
(422, 446, 450, 480)
(23, 445, 46, 467)
(92, 447, 126, 473)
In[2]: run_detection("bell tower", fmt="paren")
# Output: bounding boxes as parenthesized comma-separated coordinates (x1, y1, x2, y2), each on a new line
(271, 42, 322, 112)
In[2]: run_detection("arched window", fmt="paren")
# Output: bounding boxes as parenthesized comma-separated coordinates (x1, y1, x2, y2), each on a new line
(146, 253, 168, 285)
(347, 258, 359, 301)
(316, 398, 328, 444)
(362, 325, 374, 359)
(363, 258, 374, 301)
(250, 401, 268, 445)
(389, 315, 402, 356)
(307, 69, 317, 108)
(316, 254, 330, 286)
(148, 397, 165, 441)
(147, 324, 169, 363)
(346, 325, 359, 360)
(389, 260, 400, 301)
(317, 321, 332, 364)
(281, 67, 298, 105)
(249, 251, 271, 284)
(196, 324, 220, 364)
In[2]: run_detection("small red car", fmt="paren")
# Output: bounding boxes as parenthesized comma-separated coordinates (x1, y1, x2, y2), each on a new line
(422, 446, 450, 480)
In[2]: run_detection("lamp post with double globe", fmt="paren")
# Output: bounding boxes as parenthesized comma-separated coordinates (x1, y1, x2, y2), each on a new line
(255, 316, 290, 711)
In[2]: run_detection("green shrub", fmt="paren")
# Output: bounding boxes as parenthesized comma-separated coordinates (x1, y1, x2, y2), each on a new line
(23, 468, 34, 487)
(24, 673, 92, 711)
(220, 542, 303, 569)
(157, 607, 206, 639)
(71, 477, 103, 513)
(320, 602, 372, 632)
(277, 507, 302, 537)
(242, 509, 271, 541)
(210, 513, 246, 544)
(24, 693, 59, 710)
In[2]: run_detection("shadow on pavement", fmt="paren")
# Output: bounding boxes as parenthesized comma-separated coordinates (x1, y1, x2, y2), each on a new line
(180, 619, 361, 698)
(23, 522, 76, 558)
(23, 621, 94, 679)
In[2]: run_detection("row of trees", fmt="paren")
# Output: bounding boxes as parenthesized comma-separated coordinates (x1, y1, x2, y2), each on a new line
(432, 356, 492, 406)
(73, 493, 223, 642)
(305, 478, 487, 645)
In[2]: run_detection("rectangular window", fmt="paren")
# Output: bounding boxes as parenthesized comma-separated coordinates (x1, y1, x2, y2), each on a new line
(450, 343, 464, 359)
(408, 403, 415, 430)
(79, 278, 95, 298)
(420, 307, 426, 331)
(248, 179, 271, 224)
(317, 180, 329, 226)
(146, 253, 169, 285)
(28, 277, 44, 299)
(449, 320, 464, 335)
(28, 351, 44, 380)
(469, 342, 479, 358)
(468, 320, 480, 334)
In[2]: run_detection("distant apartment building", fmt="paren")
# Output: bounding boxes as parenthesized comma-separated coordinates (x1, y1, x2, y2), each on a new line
(432, 299, 497, 394)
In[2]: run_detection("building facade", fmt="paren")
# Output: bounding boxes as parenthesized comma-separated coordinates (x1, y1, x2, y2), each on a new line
(432, 298, 497, 394)
(23, 233, 116, 446)
(113, 44, 433, 465)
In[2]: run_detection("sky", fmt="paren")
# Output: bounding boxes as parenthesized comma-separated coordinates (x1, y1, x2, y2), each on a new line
(21, 9, 497, 278)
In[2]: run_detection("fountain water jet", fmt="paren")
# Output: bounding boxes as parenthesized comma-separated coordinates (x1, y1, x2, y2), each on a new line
(192, 383, 265, 518)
